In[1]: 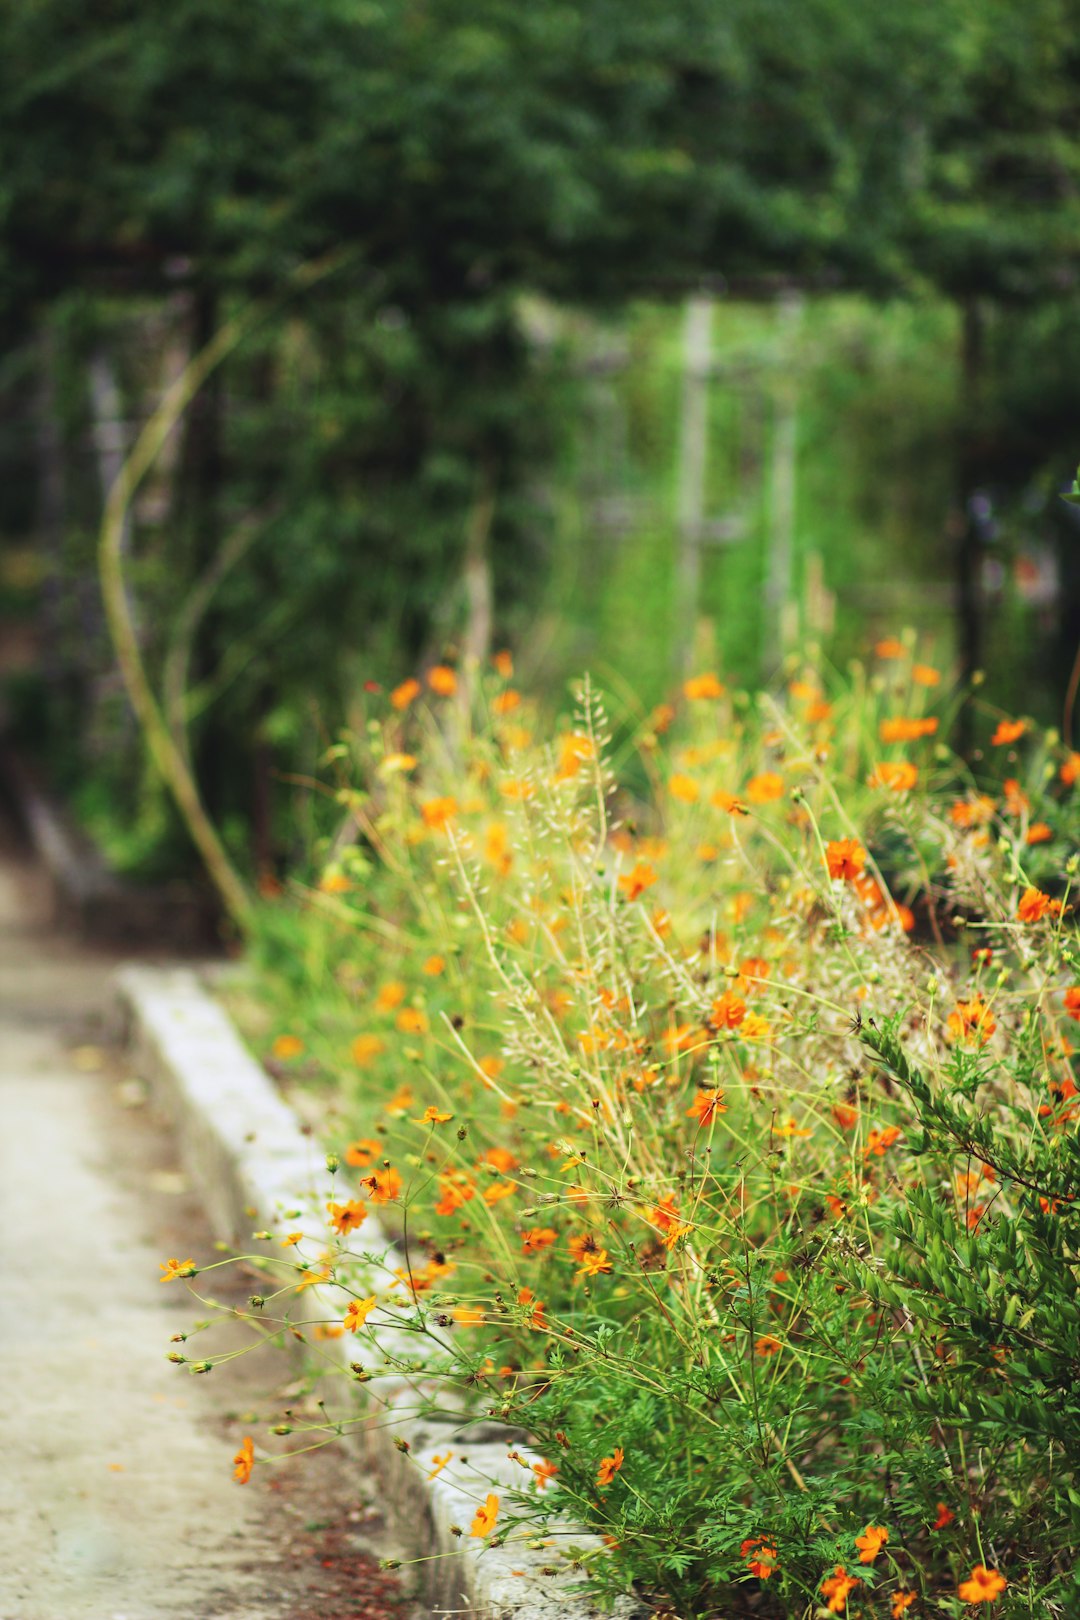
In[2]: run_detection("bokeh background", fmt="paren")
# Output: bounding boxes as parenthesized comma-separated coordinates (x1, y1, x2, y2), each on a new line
(2, 0, 1080, 891)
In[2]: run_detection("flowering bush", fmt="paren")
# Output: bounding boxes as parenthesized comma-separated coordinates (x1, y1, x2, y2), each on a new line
(184, 641, 1080, 1616)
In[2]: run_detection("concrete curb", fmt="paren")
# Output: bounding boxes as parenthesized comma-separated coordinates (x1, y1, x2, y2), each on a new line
(115, 965, 640, 1620)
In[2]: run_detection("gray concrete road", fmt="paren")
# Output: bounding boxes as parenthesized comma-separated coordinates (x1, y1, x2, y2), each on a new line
(0, 828, 417, 1620)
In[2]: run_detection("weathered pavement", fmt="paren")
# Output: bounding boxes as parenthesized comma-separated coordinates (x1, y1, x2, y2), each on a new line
(0, 824, 417, 1620)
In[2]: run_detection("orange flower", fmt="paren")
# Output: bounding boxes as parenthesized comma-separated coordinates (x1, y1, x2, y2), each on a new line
(576, 1246, 613, 1279)
(427, 1450, 453, 1480)
(1018, 887, 1063, 923)
(375, 981, 406, 1012)
(618, 860, 658, 901)
(864, 1125, 902, 1158)
(912, 663, 940, 686)
(232, 1436, 255, 1484)
(833, 1103, 859, 1130)
(481, 1145, 519, 1172)
(1002, 778, 1029, 816)
(555, 731, 594, 781)
(668, 772, 700, 803)
(521, 1227, 558, 1254)
(991, 718, 1026, 747)
(868, 760, 918, 792)
(821, 1566, 861, 1613)
(493, 648, 514, 678)
(413, 1105, 453, 1124)
(500, 777, 535, 801)
(470, 1493, 500, 1537)
(596, 1446, 624, 1486)
(957, 1565, 1006, 1603)
(740, 1012, 773, 1042)
(855, 1524, 889, 1563)
(683, 672, 724, 700)
(951, 795, 996, 828)
(687, 1086, 727, 1127)
(344, 1295, 377, 1331)
(271, 1033, 304, 1060)
(327, 1199, 368, 1236)
(159, 1257, 197, 1282)
(711, 789, 749, 815)
(390, 676, 421, 710)
(711, 991, 746, 1030)
(740, 1537, 779, 1580)
(875, 637, 904, 658)
(892, 1593, 917, 1616)
(493, 689, 522, 715)
(745, 772, 784, 804)
(1026, 822, 1052, 845)
(420, 796, 458, 831)
(344, 1136, 382, 1167)
(1063, 987, 1080, 1021)
(1061, 752, 1080, 786)
(422, 954, 446, 976)
(397, 1007, 429, 1035)
(825, 838, 866, 882)
(350, 1034, 385, 1066)
(532, 1459, 558, 1490)
(932, 1502, 955, 1529)
(946, 997, 996, 1046)
(880, 716, 938, 743)
(427, 664, 457, 696)
(435, 1172, 476, 1216)
(754, 1334, 782, 1358)
(363, 1166, 404, 1203)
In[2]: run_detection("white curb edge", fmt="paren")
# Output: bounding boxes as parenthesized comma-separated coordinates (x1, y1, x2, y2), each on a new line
(115, 965, 640, 1620)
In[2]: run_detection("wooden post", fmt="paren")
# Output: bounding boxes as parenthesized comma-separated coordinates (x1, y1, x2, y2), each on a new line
(674, 294, 713, 676)
(763, 293, 802, 674)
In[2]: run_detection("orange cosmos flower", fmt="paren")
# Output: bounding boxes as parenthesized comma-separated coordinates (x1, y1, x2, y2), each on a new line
(991, 718, 1025, 747)
(618, 860, 658, 901)
(232, 1436, 255, 1484)
(396, 1007, 429, 1035)
(159, 1257, 197, 1282)
(532, 1459, 558, 1490)
(375, 980, 406, 1012)
(712, 789, 749, 815)
(427, 664, 457, 696)
(892, 1594, 917, 1616)
(493, 648, 513, 678)
(350, 1034, 385, 1067)
(912, 663, 941, 686)
(427, 1450, 453, 1480)
(1026, 822, 1052, 844)
(740, 1012, 773, 1042)
(932, 1502, 954, 1529)
(420, 796, 458, 831)
(1018, 887, 1063, 922)
(868, 760, 918, 791)
(521, 1227, 558, 1254)
(668, 772, 700, 803)
(946, 997, 996, 1046)
(821, 1566, 861, 1613)
(327, 1199, 368, 1236)
(864, 1125, 901, 1158)
(1002, 778, 1029, 816)
(344, 1136, 381, 1168)
(745, 772, 784, 804)
(470, 1493, 500, 1537)
(554, 731, 594, 781)
(576, 1246, 613, 1279)
(343, 1296, 377, 1332)
(754, 1334, 782, 1358)
(390, 677, 421, 710)
(880, 716, 938, 743)
(271, 1033, 304, 1060)
(493, 689, 522, 715)
(1063, 987, 1080, 1021)
(422, 954, 446, 976)
(740, 1537, 779, 1580)
(363, 1166, 404, 1203)
(875, 637, 904, 658)
(711, 991, 746, 1029)
(833, 1103, 859, 1130)
(951, 795, 996, 828)
(1061, 752, 1080, 786)
(435, 1172, 476, 1216)
(499, 776, 535, 801)
(825, 838, 866, 882)
(855, 1525, 889, 1564)
(414, 1105, 453, 1124)
(683, 672, 724, 700)
(687, 1086, 727, 1126)
(957, 1565, 1006, 1603)
(596, 1447, 624, 1486)
(318, 869, 351, 893)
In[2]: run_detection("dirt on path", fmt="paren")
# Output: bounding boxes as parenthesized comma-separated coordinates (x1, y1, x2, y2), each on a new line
(0, 825, 420, 1620)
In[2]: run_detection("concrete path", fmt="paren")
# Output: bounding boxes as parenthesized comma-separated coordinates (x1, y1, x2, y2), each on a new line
(0, 826, 417, 1620)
